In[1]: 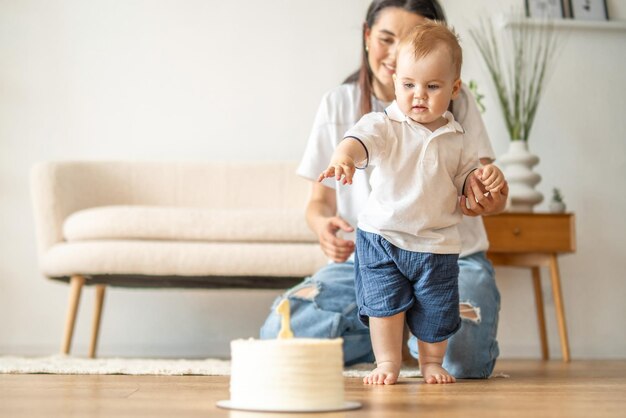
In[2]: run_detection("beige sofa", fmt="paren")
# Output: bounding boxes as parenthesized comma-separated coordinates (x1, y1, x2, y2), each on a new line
(31, 161, 327, 357)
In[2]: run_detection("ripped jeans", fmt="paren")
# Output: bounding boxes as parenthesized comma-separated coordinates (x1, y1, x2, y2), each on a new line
(259, 252, 500, 379)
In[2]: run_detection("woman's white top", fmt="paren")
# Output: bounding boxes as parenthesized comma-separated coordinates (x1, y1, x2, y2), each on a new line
(297, 82, 495, 258)
(345, 103, 477, 254)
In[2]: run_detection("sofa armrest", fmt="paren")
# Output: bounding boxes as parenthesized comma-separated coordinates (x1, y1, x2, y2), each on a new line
(30, 162, 132, 256)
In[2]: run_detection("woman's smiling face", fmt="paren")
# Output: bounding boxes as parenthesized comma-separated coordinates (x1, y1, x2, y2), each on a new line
(364, 7, 425, 101)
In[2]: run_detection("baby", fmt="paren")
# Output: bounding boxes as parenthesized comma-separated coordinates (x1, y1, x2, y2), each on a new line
(319, 21, 504, 385)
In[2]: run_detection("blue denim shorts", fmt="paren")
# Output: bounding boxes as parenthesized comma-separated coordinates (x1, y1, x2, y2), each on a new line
(355, 228, 461, 343)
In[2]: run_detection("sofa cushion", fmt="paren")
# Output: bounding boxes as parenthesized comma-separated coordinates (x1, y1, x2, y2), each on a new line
(63, 206, 317, 243)
(43, 240, 327, 278)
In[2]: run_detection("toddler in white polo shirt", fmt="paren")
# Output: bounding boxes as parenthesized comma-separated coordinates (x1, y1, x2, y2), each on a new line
(319, 21, 504, 385)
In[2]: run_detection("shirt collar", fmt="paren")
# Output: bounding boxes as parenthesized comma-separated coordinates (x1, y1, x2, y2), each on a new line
(384, 101, 465, 134)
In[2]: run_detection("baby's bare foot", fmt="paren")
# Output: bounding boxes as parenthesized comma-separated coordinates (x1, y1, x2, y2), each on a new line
(420, 362, 456, 384)
(363, 361, 400, 385)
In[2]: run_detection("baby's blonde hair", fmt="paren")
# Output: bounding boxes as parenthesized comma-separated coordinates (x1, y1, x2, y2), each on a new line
(397, 20, 462, 78)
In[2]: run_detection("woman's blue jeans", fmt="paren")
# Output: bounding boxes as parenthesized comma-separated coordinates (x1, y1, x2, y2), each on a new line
(259, 252, 500, 379)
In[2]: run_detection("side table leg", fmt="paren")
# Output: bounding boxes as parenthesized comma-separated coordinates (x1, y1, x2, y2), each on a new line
(532, 267, 549, 360)
(549, 254, 571, 362)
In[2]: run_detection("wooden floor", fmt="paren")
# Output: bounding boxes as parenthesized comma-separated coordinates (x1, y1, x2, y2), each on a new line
(1, 360, 625, 418)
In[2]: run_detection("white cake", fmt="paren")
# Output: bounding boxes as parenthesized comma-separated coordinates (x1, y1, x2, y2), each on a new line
(228, 338, 345, 411)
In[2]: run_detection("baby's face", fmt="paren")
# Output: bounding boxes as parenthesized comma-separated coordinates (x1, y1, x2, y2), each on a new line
(393, 46, 461, 130)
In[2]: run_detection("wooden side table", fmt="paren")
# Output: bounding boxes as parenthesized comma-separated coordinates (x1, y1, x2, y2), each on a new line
(483, 213, 576, 362)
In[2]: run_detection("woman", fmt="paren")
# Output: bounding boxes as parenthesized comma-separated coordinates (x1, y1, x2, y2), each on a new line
(260, 0, 508, 379)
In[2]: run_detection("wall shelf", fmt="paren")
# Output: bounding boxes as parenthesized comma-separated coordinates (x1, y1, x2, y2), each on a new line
(498, 16, 626, 32)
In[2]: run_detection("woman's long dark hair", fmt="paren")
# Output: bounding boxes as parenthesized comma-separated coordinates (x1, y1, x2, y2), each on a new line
(344, 0, 447, 116)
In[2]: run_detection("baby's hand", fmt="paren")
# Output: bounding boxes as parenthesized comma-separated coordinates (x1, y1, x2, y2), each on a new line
(317, 157, 356, 185)
(476, 164, 505, 193)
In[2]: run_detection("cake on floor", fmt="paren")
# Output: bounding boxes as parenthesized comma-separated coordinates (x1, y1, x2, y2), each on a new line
(228, 337, 345, 412)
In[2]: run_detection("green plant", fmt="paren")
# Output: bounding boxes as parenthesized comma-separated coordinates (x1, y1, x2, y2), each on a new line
(552, 188, 564, 203)
(468, 80, 486, 114)
(469, 17, 559, 141)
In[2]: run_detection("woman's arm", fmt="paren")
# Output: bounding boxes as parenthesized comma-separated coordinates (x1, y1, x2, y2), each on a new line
(306, 182, 355, 262)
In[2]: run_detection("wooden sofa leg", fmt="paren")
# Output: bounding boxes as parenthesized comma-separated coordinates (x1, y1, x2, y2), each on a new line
(89, 285, 106, 358)
(61, 275, 85, 355)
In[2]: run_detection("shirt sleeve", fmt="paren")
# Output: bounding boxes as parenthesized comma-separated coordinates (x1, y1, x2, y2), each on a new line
(296, 91, 340, 189)
(343, 112, 390, 167)
(454, 84, 495, 161)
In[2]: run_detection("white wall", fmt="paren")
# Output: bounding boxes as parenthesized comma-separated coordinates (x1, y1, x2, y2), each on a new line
(445, 0, 626, 359)
(1, 0, 624, 359)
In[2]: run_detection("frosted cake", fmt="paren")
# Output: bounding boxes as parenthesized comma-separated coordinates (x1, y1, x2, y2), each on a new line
(227, 337, 345, 412)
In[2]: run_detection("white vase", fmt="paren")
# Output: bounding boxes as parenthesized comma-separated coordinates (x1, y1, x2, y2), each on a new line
(497, 141, 543, 212)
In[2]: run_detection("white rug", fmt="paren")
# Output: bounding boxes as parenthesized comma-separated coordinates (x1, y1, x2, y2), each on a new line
(0, 355, 422, 378)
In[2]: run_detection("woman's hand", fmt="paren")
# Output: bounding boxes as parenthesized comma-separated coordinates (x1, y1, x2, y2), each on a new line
(306, 182, 355, 262)
(460, 173, 509, 216)
(312, 215, 355, 262)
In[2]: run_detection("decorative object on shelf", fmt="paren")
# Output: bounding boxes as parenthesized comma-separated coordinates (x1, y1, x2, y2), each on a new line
(526, 0, 565, 18)
(470, 16, 560, 212)
(570, 0, 608, 21)
(497, 142, 543, 212)
(549, 188, 567, 213)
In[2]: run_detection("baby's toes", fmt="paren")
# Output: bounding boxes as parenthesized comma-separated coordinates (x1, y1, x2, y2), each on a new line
(384, 373, 398, 385)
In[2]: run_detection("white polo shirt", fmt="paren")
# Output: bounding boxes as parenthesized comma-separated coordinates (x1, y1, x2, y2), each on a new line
(297, 83, 494, 258)
(344, 102, 477, 254)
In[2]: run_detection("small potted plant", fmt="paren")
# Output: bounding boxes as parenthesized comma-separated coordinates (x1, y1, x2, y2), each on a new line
(549, 188, 566, 213)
